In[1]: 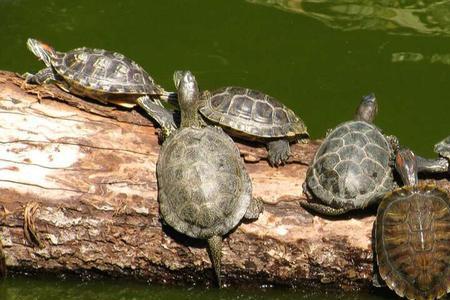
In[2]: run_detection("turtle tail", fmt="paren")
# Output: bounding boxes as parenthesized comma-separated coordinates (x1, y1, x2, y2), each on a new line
(26, 38, 56, 67)
(207, 235, 223, 287)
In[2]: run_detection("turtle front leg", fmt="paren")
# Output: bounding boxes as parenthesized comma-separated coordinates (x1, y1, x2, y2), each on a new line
(416, 155, 449, 174)
(267, 139, 291, 167)
(299, 200, 349, 215)
(137, 96, 177, 141)
(244, 197, 264, 220)
(23, 68, 58, 85)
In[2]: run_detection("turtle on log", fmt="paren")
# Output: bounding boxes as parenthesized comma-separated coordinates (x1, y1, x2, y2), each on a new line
(375, 148, 450, 300)
(24, 38, 177, 136)
(301, 93, 398, 215)
(156, 70, 263, 286)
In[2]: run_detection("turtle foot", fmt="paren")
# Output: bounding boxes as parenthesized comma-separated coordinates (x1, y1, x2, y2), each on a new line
(267, 139, 291, 167)
(244, 197, 264, 220)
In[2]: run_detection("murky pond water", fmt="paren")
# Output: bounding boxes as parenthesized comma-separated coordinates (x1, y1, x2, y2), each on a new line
(1, 274, 394, 300)
(0, 0, 449, 298)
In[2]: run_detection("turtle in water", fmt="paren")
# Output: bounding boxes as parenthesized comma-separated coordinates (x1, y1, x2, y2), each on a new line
(375, 148, 450, 300)
(157, 71, 263, 286)
(24, 38, 177, 136)
(301, 93, 398, 215)
(162, 72, 308, 166)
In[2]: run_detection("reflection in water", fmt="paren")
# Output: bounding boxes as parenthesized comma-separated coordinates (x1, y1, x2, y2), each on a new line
(247, 0, 450, 36)
(392, 52, 450, 65)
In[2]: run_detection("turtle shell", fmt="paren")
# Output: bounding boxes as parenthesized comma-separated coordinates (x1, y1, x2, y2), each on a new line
(157, 126, 252, 239)
(199, 87, 307, 141)
(306, 120, 394, 211)
(435, 136, 450, 159)
(376, 184, 450, 300)
(51, 48, 164, 106)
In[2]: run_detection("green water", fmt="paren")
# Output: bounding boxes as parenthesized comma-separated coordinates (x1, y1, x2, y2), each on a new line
(0, 0, 449, 298)
(1, 274, 392, 300)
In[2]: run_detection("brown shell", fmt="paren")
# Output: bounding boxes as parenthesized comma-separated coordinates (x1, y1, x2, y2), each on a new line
(200, 87, 307, 140)
(52, 48, 164, 106)
(376, 184, 450, 300)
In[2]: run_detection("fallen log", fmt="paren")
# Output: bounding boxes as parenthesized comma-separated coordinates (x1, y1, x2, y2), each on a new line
(0, 71, 448, 289)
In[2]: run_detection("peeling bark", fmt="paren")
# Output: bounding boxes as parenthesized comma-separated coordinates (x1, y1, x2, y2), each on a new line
(0, 71, 448, 289)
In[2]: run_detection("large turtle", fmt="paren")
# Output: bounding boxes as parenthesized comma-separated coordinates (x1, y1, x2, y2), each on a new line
(375, 148, 450, 300)
(157, 71, 263, 286)
(163, 73, 309, 167)
(301, 93, 398, 215)
(24, 38, 177, 136)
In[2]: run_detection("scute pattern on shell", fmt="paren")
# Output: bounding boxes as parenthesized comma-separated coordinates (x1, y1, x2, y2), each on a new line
(53, 47, 163, 95)
(157, 126, 252, 239)
(200, 87, 307, 139)
(306, 121, 394, 210)
(376, 184, 450, 300)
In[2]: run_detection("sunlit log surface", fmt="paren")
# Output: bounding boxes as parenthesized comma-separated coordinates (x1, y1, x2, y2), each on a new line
(0, 71, 448, 289)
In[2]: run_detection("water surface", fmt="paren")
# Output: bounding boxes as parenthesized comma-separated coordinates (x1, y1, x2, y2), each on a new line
(0, 0, 449, 298)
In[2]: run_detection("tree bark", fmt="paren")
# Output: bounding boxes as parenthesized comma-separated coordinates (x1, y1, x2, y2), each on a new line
(0, 71, 448, 289)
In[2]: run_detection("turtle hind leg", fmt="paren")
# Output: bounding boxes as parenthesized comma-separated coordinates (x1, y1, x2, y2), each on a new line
(23, 68, 58, 85)
(244, 197, 264, 220)
(207, 235, 223, 287)
(266, 139, 291, 167)
(299, 200, 349, 216)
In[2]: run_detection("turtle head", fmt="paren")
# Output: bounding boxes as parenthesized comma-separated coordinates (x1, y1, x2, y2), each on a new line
(174, 70, 200, 109)
(174, 71, 202, 128)
(354, 93, 378, 123)
(26, 38, 56, 67)
(395, 148, 418, 186)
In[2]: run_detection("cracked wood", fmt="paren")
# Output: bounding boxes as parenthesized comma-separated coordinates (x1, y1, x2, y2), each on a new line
(0, 71, 448, 289)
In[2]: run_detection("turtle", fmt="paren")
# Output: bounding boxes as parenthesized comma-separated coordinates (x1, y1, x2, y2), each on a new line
(415, 136, 450, 174)
(156, 70, 263, 286)
(165, 72, 309, 167)
(435, 136, 450, 165)
(24, 38, 177, 136)
(300, 93, 398, 215)
(375, 148, 450, 300)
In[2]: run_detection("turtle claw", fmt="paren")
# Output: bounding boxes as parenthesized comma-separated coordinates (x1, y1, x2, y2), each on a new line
(267, 139, 291, 167)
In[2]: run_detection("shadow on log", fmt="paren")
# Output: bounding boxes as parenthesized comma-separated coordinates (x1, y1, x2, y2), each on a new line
(0, 71, 448, 289)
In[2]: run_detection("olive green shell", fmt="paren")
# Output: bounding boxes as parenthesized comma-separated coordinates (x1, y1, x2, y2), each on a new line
(157, 126, 252, 239)
(51, 48, 164, 105)
(435, 136, 450, 159)
(376, 184, 450, 300)
(199, 87, 307, 141)
(306, 120, 395, 211)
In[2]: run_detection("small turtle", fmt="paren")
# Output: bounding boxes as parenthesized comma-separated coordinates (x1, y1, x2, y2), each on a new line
(375, 148, 450, 300)
(168, 72, 309, 166)
(157, 71, 263, 286)
(435, 136, 450, 163)
(301, 94, 398, 215)
(24, 38, 177, 135)
(415, 136, 450, 174)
